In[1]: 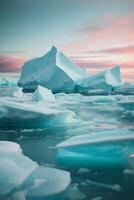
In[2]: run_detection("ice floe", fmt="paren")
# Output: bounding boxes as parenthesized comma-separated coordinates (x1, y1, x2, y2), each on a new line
(0, 99, 77, 129)
(56, 129, 134, 169)
(0, 141, 71, 198)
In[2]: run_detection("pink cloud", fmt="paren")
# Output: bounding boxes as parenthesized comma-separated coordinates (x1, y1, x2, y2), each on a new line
(72, 58, 134, 82)
(61, 12, 134, 55)
(85, 45, 134, 55)
(0, 55, 30, 72)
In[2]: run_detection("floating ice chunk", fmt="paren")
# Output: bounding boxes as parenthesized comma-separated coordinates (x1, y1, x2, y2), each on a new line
(76, 66, 121, 94)
(0, 99, 77, 129)
(0, 141, 71, 197)
(77, 168, 91, 174)
(32, 85, 55, 102)
(0, 77, 18, 87)
(0, 151, 38, 195)
(21, 166, 71, 197)
(57, 130, 134, 169)
(86, 179, 122, 192)
(18, 46, 88, 93)
(57, 129, 134, 148)
(67, 184, 86, 200)
(0, 141, 22, 153)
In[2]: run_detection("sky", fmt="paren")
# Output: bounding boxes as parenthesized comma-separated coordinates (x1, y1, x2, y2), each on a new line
(0, 0, 134, 82)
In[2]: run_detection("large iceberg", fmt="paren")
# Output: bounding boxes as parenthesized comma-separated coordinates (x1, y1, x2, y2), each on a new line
(56, 129, 134, 169)
(76, 66, 121, 94)
(18, 46, 88, 93)
(0, 141, 71, 198)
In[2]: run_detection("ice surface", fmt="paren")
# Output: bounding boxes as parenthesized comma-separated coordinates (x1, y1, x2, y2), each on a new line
(0, 141, 22, 153)
(76, 66, 121, 94)
(57, 130, 134, 169)
(56, 129, 134, 148)
(21, 166, 71, 197)
(18, 46, 88, 92)
(0, 141, 71, 197)
(0, 145, 38, 195)
(32, 85, 55, 102)
(0, 99, 76, 129)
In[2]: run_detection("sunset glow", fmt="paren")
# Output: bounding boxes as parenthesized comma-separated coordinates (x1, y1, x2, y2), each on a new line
(0, 0, 134, 82)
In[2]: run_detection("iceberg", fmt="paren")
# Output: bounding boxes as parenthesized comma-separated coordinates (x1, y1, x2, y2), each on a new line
(56, 129, 134, 169)
(18, 46, 88, 93)
(32, 85, 55, 103)
(0, 141, 71, 197)
(0, 99, 76, 129)
(76, 66, 121, 94)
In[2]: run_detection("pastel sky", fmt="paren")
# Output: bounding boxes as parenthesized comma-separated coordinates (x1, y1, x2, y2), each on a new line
(0, 0, 134, 82)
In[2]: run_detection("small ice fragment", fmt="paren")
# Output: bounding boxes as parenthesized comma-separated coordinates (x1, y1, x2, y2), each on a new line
(86, 179, 122, 192)
(32, 85, 55, 103)
(67, 184, 86, 200)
